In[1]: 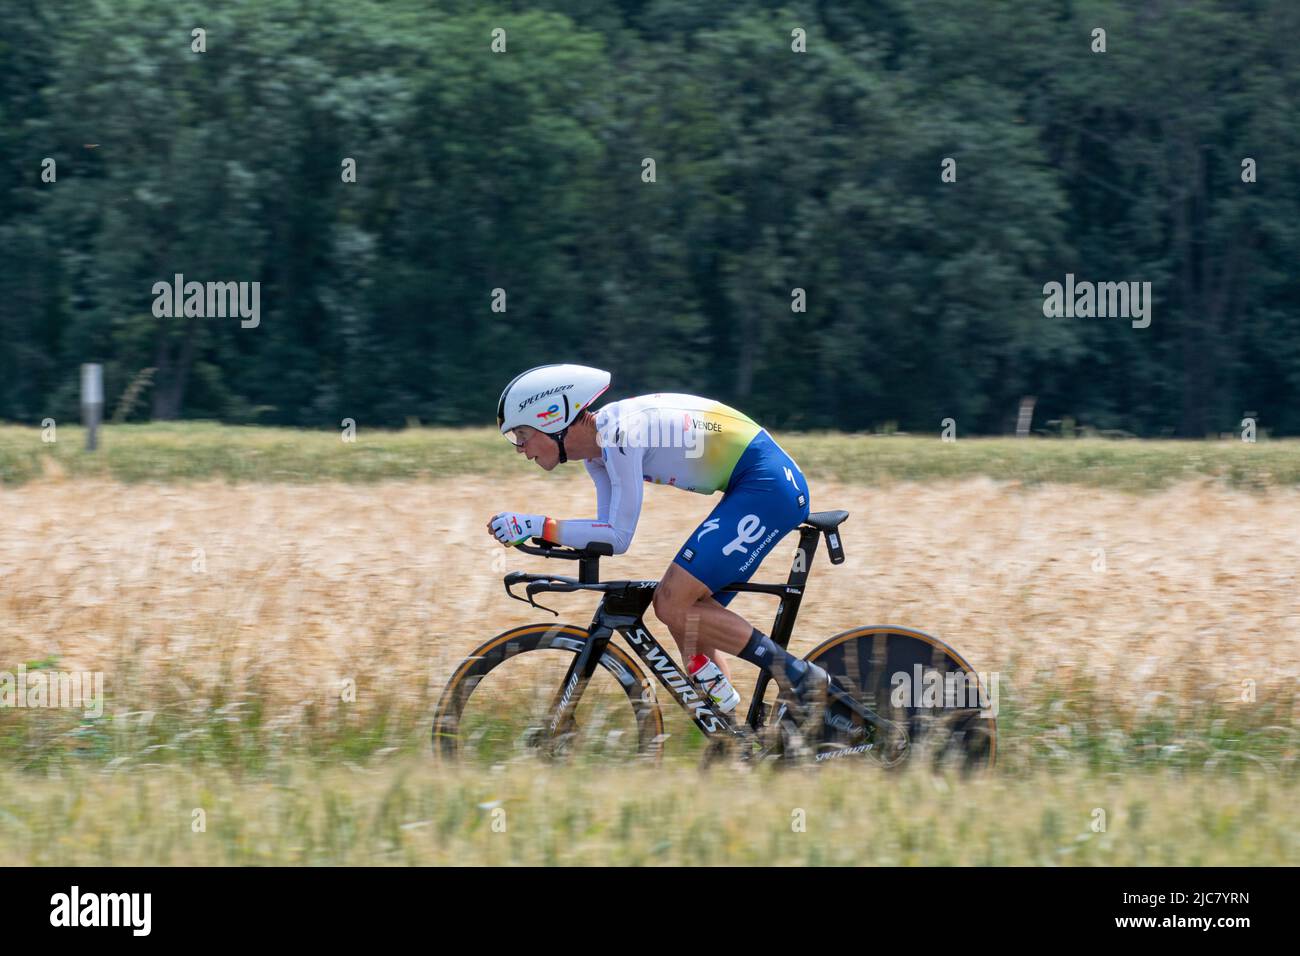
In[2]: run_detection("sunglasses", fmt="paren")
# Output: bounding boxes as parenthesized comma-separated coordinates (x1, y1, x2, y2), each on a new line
(504, 426, 538, 447)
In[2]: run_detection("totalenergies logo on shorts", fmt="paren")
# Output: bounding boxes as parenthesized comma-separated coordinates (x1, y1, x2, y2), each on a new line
(535, 403, 562, 423)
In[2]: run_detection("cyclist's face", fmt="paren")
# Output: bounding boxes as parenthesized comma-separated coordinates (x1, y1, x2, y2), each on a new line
(515, 427, 559, 470)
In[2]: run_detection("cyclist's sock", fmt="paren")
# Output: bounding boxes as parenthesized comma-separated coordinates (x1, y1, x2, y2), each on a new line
(738, 627, 810, 692)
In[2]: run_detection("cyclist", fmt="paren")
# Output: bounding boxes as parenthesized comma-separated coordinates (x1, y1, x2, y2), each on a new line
(486, 363, 830, 718)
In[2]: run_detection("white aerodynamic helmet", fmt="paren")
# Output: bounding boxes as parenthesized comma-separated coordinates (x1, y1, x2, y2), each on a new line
(497, 364, 611, 461)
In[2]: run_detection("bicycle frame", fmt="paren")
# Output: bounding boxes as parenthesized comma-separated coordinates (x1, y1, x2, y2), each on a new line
(522, 523, 886, 753)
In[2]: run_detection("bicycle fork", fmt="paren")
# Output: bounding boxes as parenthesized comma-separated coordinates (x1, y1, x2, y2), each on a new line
(540, 619, 629, 753)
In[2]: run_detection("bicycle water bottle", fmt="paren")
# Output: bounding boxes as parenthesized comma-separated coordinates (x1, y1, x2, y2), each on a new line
(688, 655, 741, 713)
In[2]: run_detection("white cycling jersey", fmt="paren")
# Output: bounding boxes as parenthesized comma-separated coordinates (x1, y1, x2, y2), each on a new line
(549, 393, 764, 554)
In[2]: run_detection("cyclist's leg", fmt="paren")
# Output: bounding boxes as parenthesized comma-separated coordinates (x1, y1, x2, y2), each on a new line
(653, 562, 735, 664)
(654, 433, 810, 667)
(692, 593, 738, 681)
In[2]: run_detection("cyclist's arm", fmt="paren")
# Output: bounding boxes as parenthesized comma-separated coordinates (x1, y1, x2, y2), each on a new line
(585, 456, 612, 519)
(545, 446, 643, 554)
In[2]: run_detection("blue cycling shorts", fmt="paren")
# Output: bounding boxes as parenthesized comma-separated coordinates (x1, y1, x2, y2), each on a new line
(671, 430, 811, 607)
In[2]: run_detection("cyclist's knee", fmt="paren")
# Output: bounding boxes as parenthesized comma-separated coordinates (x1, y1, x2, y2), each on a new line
(653, 565, 708, 633)
(652, 585, 683, 633)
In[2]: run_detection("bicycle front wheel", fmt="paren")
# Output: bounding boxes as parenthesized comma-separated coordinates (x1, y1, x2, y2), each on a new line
(433, 623, 664, 764)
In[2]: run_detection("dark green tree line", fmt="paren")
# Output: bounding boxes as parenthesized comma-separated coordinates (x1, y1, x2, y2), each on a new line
(1, 0, 1296, 435)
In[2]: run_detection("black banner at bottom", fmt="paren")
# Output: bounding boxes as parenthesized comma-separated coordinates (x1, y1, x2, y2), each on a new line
(0, 865, 1275, 941)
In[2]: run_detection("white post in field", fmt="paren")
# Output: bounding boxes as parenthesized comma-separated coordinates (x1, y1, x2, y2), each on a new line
(1016, 396, 1036, 438)
(81, 363, 104, 451)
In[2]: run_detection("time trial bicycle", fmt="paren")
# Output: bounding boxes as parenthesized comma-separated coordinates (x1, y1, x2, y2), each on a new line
(433, 511, 996, 769)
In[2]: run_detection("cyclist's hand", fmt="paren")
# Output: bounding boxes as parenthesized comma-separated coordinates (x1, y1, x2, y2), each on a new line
(489, 511, 547, 547)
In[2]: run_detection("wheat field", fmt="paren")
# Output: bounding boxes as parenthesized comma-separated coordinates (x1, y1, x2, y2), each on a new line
(1, 472, 1296, 763)
(1, 467, 1297, 863)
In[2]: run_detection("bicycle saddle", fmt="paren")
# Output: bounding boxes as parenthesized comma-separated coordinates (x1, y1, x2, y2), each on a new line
(803, 510, 849, 531)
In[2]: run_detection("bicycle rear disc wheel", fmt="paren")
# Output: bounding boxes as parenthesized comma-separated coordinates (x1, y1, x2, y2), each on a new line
(787, 626, 997, 769)
(433, 624, 664, 765)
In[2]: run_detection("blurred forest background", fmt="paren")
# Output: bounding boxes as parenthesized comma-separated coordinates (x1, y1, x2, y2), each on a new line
(1, 0, 1297, 435)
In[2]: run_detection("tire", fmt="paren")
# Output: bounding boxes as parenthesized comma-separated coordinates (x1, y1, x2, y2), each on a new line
(781, 626, 997, 769)
(433, 623, 665, 763)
